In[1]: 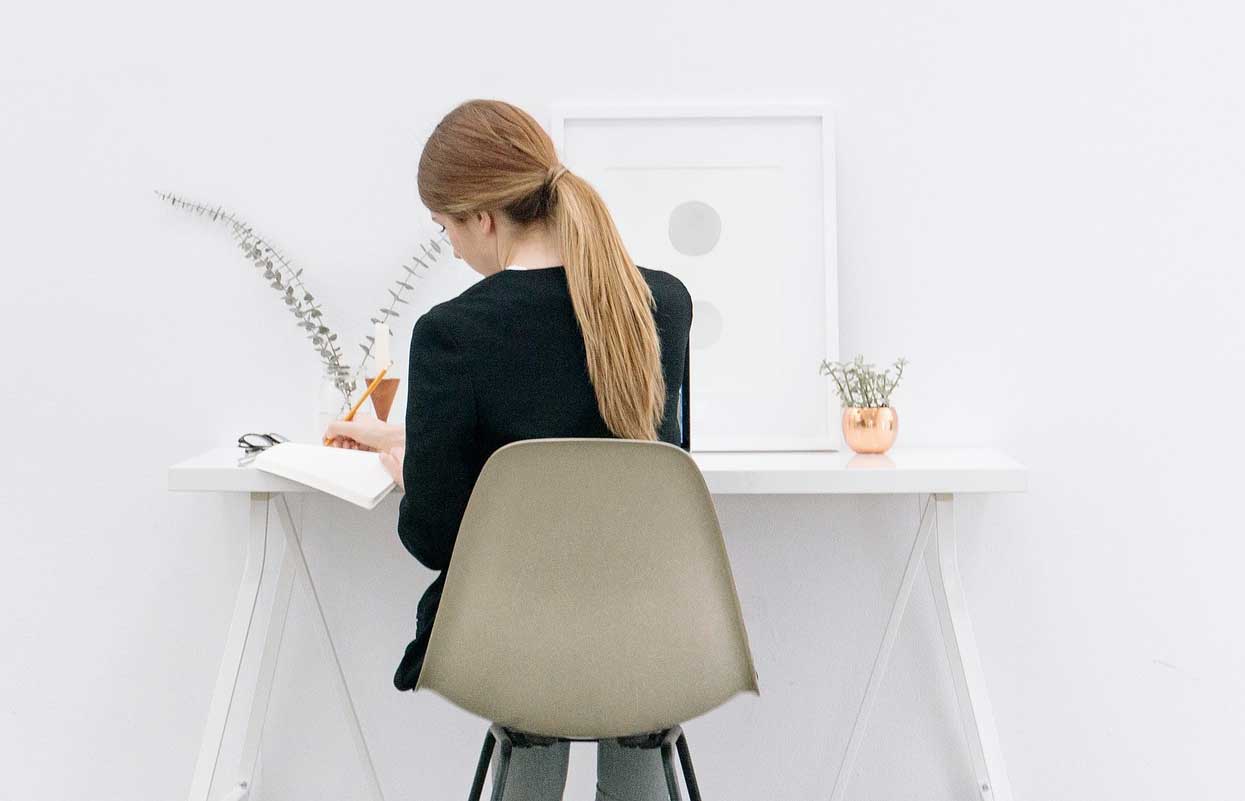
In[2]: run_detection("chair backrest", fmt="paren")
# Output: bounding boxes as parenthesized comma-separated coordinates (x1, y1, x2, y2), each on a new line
(416, 438, 759, 739)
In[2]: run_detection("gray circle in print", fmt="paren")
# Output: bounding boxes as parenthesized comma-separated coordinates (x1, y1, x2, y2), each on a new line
(689, 298, 723, 349)
(668, 200, 722, 257)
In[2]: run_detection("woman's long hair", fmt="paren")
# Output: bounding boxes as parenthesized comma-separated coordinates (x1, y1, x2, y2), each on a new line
(417, 99, 666, 441)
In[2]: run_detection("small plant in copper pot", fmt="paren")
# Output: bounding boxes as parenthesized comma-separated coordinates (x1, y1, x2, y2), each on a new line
(818, 355, 909, 453)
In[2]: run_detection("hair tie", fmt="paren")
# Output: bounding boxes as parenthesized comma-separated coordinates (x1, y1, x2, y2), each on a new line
(546, 163, 569, 189)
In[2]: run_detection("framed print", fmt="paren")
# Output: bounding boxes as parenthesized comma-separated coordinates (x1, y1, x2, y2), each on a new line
(551, 102, 839, 452)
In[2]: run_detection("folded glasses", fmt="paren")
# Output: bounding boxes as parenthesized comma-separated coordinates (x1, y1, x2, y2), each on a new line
(236, 432, 289, 466)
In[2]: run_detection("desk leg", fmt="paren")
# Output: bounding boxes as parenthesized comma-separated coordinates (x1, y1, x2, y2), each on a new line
(230, 500, 298, 799)
(925, 493, 1013, 801)
(272, 494, 387, 801)
(187, 492, 273, 801)
(829, 495, 938, 801)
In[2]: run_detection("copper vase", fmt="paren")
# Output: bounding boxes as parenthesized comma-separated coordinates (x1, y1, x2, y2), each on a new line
(841, 406, 898, 454)
(365, 376, 401, 422)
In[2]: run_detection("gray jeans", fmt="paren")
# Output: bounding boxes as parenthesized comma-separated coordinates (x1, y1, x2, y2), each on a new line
(490, 737, 669, 801)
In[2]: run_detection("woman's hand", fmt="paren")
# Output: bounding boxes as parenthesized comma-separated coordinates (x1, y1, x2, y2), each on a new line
(324, 414, 404, 490)
(323, 414, 405, 454)
(379, 445, 404, 491)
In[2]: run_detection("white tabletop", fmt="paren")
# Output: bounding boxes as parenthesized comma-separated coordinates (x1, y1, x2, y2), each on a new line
(168, 446, 1026, 496)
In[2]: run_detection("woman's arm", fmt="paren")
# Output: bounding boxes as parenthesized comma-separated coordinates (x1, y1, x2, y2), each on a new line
(394, 308, 479, 571)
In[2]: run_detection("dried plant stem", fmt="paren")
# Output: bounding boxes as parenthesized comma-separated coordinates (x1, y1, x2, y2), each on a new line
(155, 190, 357, 402)
(819, 354, 909, 408)
(155, 190, 452, 415)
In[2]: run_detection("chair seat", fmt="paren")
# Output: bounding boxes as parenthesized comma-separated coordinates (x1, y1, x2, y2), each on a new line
(416, 439, 758, 738)
(422, 439, 757, 801)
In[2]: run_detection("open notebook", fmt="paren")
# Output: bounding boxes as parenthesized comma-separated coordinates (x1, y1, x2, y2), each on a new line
(252, 442, 397, 510)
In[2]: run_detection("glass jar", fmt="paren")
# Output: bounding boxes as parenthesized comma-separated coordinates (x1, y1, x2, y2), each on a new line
(315, 366, 352, 439)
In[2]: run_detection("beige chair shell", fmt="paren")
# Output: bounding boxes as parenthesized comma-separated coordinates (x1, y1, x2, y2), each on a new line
(416, 437, 760, 739)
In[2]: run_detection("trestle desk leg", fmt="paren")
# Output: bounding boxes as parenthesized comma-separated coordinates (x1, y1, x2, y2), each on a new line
(187, 493, 271, 801)
(272, 494, 386, 801)
(828, 495, 938, 801)
(925, 493, 1014, 801)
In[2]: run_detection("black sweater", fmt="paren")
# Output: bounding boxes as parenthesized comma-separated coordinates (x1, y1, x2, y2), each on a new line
(393, 265, 693, 691)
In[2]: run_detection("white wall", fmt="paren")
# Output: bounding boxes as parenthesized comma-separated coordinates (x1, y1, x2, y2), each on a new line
(3, 1, 1242, 799)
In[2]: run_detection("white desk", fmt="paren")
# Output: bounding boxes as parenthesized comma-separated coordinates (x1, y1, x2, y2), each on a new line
(169, 445, 1026, 801)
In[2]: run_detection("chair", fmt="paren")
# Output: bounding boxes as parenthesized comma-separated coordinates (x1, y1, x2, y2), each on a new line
(415, 437, 759, 801)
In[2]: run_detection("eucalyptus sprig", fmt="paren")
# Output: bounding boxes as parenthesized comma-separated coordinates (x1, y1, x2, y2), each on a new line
(155, 190, 362, 403)
(818, 354, 909, 408)
(155, 190, 452, 411)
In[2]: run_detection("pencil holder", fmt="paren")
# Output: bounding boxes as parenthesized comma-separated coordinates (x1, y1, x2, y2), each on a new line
(365, 375, 401, 422)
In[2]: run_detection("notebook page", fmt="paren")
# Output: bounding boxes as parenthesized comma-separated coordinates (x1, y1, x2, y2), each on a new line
(252, 442, 396, 510)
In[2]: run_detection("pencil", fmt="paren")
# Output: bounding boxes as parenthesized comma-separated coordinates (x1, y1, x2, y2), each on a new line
(322, 362, 391, 446)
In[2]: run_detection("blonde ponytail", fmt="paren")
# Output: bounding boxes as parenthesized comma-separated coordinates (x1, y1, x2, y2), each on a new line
(549, 168, 666, 440)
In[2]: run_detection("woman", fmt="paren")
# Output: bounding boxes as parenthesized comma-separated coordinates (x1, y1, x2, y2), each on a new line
(324, 99, 693, 801)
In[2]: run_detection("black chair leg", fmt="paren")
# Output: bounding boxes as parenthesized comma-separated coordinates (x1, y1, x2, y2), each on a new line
(468, 729, 496, 801)
(675, 732, 702, 801)
(490, 739, 513, 801)
(660, 740, 684, 801)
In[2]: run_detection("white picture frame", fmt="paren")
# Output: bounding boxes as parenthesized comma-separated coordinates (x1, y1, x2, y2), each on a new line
(551, 101, 840, 452)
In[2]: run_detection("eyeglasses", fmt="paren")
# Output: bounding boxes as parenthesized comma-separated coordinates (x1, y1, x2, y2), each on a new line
(237, 432, 289, 466)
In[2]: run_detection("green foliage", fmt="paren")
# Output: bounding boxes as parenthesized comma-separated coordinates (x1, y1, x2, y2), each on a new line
(818, 354, 909, 408)
(155, 190, 450, 413)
